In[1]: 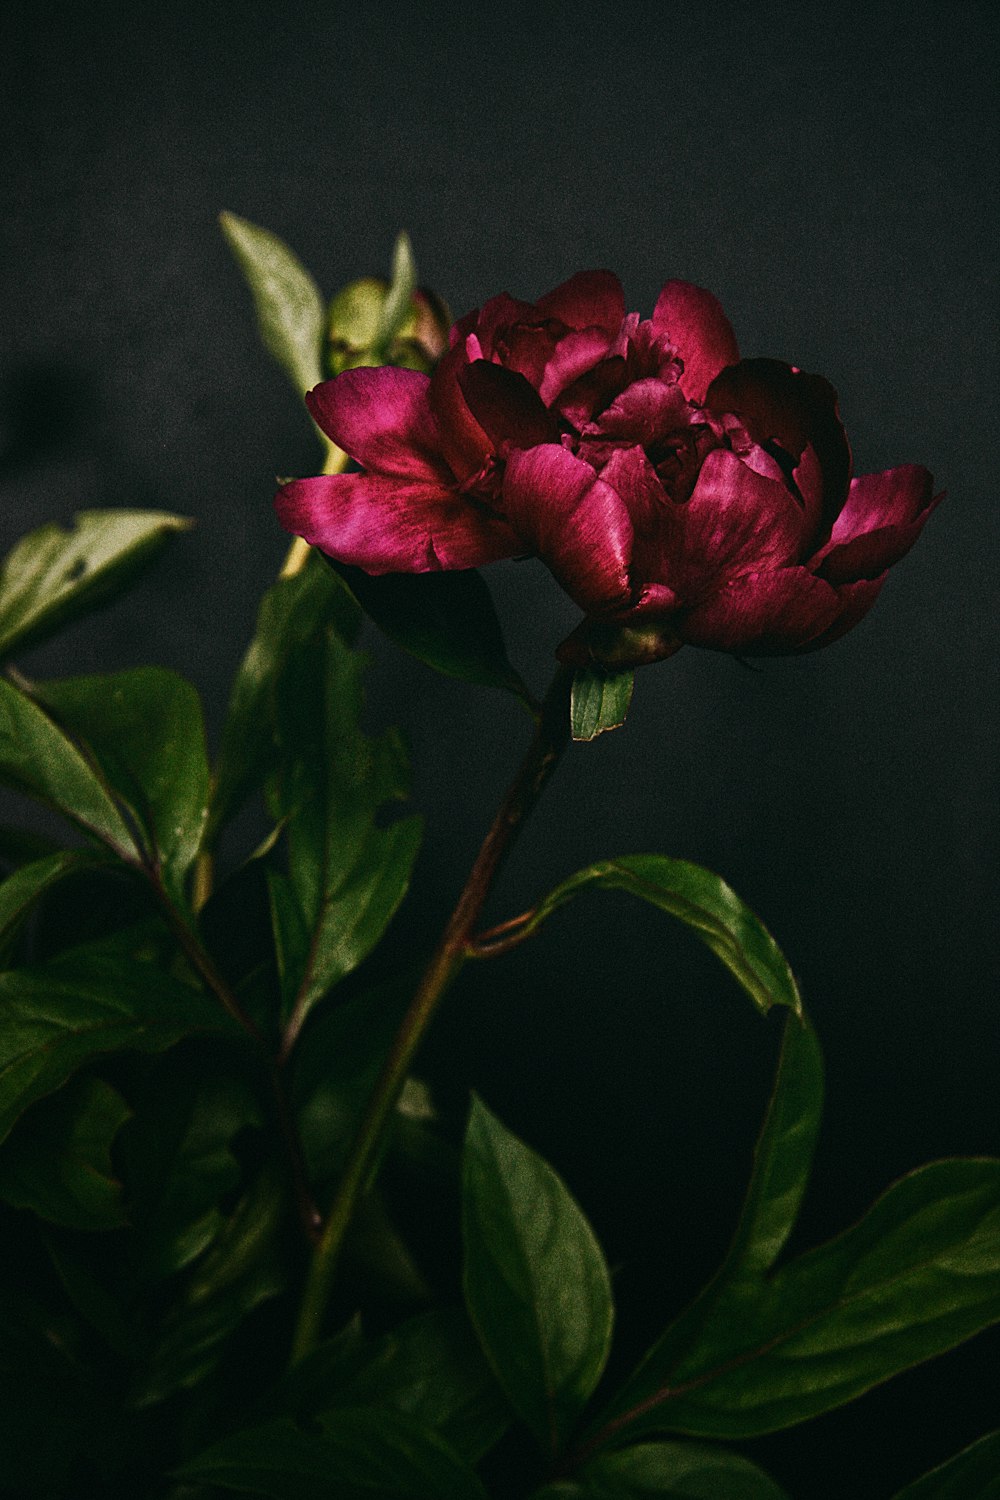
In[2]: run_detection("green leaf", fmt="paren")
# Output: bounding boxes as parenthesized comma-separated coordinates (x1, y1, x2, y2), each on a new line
(462, 1096, 614, 1457)
(34, 668, 210, 901)
(891, 1429, 1000, 1498)
(120, 1064, 261, 1278)
(0, 676, 136, 855)
(138, 1160, 286, 1404)
(326, 1308, 509, 1464)
(179, 1409, 490, 1499)
(500, 855, 801, 1019)
(210, 551, 359, 837)
(0, 1075, 131, 1229)
(269, 629, 421, 1034)
(0, 850, 102, 956)
(373, 231, 419, 357)
(220, 211, 326, 397)
(0, 509, 190, 662)
(570, 665, 634, 740)
(596, 1158, 1000, 1442)
(333, 562, 532, 703)
(556, 1440, 790, 1498)
(0, 941, 239, 1144)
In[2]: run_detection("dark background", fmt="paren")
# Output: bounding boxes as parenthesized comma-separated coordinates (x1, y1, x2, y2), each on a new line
(2, 2, 997, 1494)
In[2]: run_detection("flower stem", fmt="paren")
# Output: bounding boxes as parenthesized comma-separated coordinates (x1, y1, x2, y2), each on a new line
(289, 663, 574, 1363)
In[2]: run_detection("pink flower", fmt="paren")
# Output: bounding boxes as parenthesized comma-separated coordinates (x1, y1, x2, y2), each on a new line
(276, 272, 941, 667)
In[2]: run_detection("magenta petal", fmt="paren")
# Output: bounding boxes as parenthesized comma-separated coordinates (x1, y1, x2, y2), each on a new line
(305, 367, 448, 481)
(538, 326, 616, 404)
(457, 361, 561, 451)
(669, 448, 808, 593)
(829, 465, 938, 541)
(275, 473, 519, 573)
(802, 575, 886, 650)
(584, 377, 691, 446)
(651, 281, 740, 405)
(428, 344, 494, 483)
(535, 270, 626, 334)
(502, 445, 634, 612)
(681, 567, 841, 652)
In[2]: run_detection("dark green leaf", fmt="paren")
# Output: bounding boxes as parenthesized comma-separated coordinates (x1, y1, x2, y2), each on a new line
(554, 1440, 790, 1498)
(0, 1075, 131, 1229)
(891, 1430, 1000, 1498)
(596, 1158, 1000, 1442)
(35, 668, 209, 901)
(0, 942, 239, 1144)
(138, 1161, 286, 1404)
(501, 855, 801, 1018)
(179, 1409, 489, 1499)
(0, 850, 102, 955)
(0, 677, 136, 855)
(45, 1232, 136, 1357)
(570, 665, 634, 741)
(220, 211, 325, 398)
(334, 562, 532, 703)
(329, 1307, 509, 1464)
(462, 1096, 614, 1456)
(270, 629, 421, 1034)
(120, 1064, 261, 1278)
(0, 509, 190, 662)
(373, 231, 419, 357)
(210, 552, 359, 837)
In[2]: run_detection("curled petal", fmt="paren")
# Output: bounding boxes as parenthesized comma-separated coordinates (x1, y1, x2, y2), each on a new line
(535, 270, 626, 334)
(652, 281, 740, 405)
(706, 359, 851, 535)
(275, 473, 519, 573)
(801, 574, 886, 650)
(306, 367, 448, 481)
(428, 344, 494, 483)
(584, 377, 692, 447)
(538, 325, 617, 405)
(811, 466, 940, 582)
(502, 445, 634, 612)
(680, 567, 842, 652)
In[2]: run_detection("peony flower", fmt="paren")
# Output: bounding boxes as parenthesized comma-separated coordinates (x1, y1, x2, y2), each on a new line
(276, 272, 940, 667)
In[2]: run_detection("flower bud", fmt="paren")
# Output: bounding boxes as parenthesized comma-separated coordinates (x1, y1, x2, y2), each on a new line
(326, 279, 450, 376)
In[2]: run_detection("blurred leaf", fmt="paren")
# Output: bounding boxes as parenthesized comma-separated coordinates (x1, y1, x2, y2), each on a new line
(0, 849, 102, 957)
(0, 941, 239, 1144)
(497, 854, 801, 1018)
(570, 665, 634, 741)
(0, 1075, 131, 1229)
(541, 1440, 790, 1498)
(0, 676, 136, 855)
(462, 1096, 613, 1457)
(373, 231, 419, 357)
(179, 1408, 489, 1498)
(595, 1157, 1000, 1442)
(890, 1429, 1000, 1498)
(35, 668, 209, 902)
(45, 1232, 136, 1358)
(333, 562, 532, 704)
(210, 552, 359, 838)
(220, 211, 325, 397)
(270, 629, 421, 1035)
(0, 824, 63, 867)
(0, 509, 190, 662)
(138, 1161, 286, 1404)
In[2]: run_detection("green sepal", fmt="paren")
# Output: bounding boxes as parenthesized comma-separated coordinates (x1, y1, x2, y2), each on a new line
(333, 561, 533, 705)
(462, 1095, 614, 1458)
(570, 664, 634, 740)
(0, 509, 190, 662)
(483, 854, 801, 1018)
